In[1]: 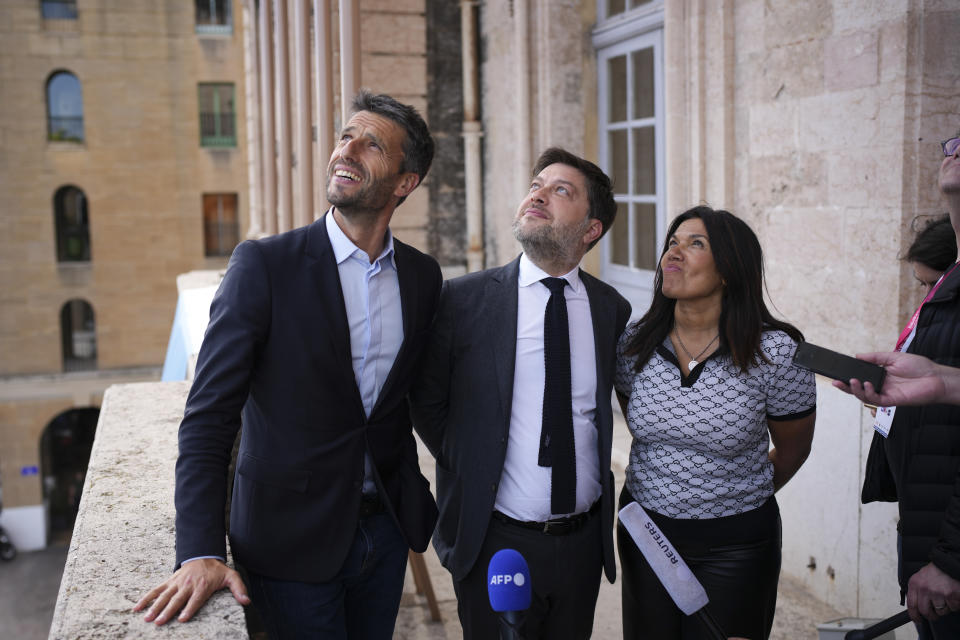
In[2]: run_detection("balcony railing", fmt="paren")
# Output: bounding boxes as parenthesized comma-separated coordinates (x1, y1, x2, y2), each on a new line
(48, 116, 84, 142)
(196, 23, 232, 36)
(199, 112, 236, 147)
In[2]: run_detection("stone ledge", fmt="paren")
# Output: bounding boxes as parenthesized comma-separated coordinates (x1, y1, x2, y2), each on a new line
(48, 382, 247, 639)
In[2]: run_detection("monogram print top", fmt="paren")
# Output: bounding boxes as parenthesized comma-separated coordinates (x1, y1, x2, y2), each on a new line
(615, 327, 816, 519)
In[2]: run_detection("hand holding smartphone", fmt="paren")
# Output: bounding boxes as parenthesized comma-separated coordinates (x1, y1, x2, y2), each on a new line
(792, 342, 886, 393)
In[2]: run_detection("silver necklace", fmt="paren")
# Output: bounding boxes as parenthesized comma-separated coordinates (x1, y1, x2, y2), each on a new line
(674, 330, 719, 371)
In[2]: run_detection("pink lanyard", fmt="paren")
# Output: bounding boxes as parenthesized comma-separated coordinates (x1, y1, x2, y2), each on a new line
(895, 261, 960, 352)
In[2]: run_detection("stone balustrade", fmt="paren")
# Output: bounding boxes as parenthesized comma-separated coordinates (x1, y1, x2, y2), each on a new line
(48, 381, 247, 639)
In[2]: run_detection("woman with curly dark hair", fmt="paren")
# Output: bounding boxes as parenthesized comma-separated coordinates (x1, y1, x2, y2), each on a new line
(615, 206, 817, 639)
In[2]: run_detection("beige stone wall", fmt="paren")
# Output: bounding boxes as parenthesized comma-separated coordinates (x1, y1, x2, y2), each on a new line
(0, 0, 247, 522)
(0, 396, 74, 508)
(0, 0, 248, 377)
(480, 0, 600, 270)
(664, 0, 959, 354)
(355, 0, 430, 251)
(295, 0, 430, 251)
(660, 0, 960, 616)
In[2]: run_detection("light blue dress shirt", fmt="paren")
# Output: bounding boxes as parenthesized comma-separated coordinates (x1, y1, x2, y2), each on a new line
(326, 210, 404, 494)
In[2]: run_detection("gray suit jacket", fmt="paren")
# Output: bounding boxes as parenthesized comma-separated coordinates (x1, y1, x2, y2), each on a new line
(410, 256, 631, 583)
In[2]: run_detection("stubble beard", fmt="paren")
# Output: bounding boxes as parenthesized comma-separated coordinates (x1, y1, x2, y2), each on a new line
(512, 214, 590, 268)
(326, 172, 396, 221)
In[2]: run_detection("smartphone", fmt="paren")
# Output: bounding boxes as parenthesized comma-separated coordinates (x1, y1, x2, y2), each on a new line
(792, 341, 886, 393)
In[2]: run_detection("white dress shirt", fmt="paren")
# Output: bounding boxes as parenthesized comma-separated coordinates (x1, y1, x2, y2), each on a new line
(494, 254, 601, 521)
(327, 210, 403, 493)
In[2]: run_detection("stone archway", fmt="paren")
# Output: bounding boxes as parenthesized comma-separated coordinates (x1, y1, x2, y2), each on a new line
(39, 408, 99, 541)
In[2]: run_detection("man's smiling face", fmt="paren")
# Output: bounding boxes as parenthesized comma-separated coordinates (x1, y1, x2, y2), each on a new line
(325, 110, 409, 214)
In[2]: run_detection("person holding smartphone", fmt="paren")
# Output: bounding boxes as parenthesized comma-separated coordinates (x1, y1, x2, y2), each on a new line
(852, 131, 960, 639)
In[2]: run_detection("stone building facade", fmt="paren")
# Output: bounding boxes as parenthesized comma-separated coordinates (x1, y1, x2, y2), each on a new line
(0, 0, 250, 549)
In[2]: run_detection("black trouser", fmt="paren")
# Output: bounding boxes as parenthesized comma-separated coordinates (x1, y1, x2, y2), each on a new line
(618, 490, 781, 640)
(454, 509, 604, 640)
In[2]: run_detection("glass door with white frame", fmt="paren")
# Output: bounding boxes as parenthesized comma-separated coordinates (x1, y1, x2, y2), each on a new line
(597, 28, 664, 318)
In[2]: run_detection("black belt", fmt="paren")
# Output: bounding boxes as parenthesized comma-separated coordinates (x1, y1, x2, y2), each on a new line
(358, 493, 386, 518)
(493, 500, 599, 536)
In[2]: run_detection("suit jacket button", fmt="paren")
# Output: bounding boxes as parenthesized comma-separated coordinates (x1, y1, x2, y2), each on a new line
(490, 483, 496, 492)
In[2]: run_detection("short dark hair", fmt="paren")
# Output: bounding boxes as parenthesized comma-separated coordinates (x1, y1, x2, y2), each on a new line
(905, 214, 956, 272)
(623, 206, 804, 373)
(351, 90, 434, 204)
(532, 147, 616, 249)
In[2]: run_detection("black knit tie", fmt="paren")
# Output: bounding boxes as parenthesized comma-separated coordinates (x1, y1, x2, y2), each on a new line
(538, 277, 576, 515)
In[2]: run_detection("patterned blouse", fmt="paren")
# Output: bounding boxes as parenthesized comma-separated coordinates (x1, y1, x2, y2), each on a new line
(615, 327, 816, 519)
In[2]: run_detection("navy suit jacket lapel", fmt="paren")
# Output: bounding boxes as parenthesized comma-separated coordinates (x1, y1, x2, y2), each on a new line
(306, 213, 366, 418)
(370, 240, 418, 418)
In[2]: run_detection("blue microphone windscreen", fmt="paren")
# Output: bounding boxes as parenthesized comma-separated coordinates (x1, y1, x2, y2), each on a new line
(487, 548, 532, 612)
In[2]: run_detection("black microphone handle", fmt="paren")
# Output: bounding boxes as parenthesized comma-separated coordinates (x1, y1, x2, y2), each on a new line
(844, 610, 911, 640)
(497, 610, 525, 640)
(695, 607, 728, 640)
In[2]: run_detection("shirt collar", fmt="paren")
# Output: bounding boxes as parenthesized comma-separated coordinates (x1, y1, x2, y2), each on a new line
(517, 253, 583, 293)
(325, 208, 396, 268)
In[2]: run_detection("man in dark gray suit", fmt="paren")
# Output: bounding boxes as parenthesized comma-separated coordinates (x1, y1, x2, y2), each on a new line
(411, 148, 631, 639)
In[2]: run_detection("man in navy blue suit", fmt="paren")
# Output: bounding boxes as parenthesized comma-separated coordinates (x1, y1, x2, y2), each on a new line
(134, 91, 441, 639)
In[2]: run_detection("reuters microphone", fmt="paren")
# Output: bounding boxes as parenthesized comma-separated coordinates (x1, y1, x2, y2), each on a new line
(619, 502, 727, 640)
(488, 548, 531, 640)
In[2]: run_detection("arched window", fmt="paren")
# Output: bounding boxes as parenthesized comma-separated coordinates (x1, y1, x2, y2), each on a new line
(60, 299, 97, 371)
(54, 186, 90, 262)
(40, 407, 99, 537)
(47, 71, 84, 142)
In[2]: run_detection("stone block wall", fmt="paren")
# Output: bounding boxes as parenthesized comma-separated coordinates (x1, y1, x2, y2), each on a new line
(480, 0, 600, 271)
(0, 0, 247, 550)
(0, 0, 249, 376)
(660, 0, 960, 617)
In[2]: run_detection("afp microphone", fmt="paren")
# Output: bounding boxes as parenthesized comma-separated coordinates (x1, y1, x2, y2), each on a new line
(488, 548, 531, 640)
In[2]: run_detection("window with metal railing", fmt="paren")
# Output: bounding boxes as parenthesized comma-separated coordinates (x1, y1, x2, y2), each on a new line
(47, 71, 84, 142)
(41, 0, 77, 20)
(203, 193, 240, 257)
(198, 83, 236, 147)
(54, 186, 91, 262)
(195, 0, 232, 34)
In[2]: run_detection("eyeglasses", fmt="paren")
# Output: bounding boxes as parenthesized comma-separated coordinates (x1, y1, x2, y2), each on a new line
(942, 137, 960, 157)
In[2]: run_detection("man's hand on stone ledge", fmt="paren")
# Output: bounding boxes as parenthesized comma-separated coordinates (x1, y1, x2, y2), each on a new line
(132, 558, 250, 625)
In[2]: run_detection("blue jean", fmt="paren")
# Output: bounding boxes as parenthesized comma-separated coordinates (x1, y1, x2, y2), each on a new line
(246, 511, 408, 640)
